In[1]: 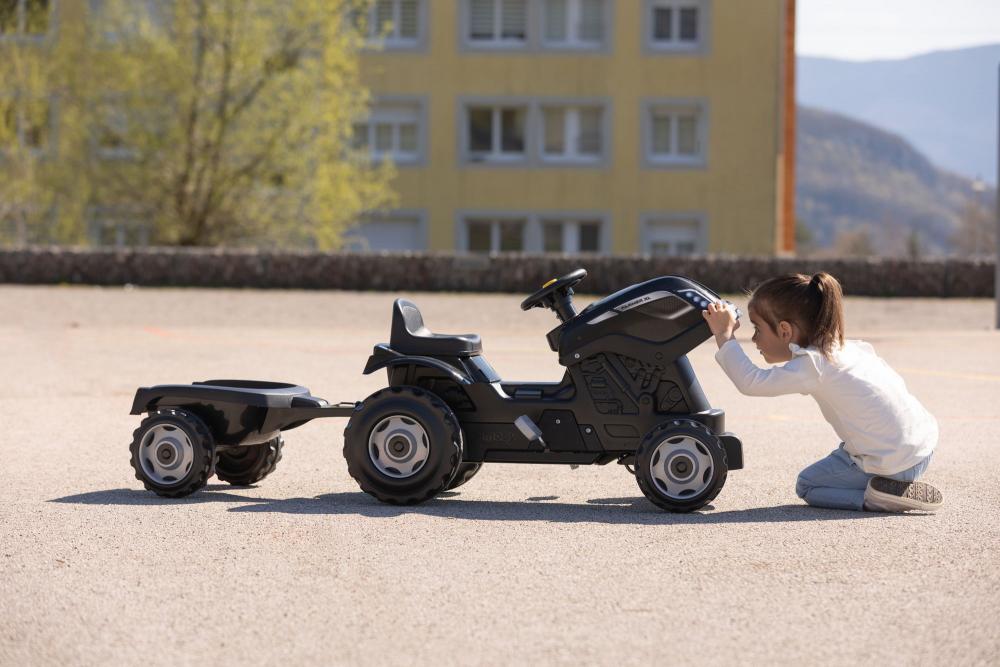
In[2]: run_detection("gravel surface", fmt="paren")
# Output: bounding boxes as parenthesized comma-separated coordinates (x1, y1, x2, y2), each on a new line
(2, 285, 999, 666)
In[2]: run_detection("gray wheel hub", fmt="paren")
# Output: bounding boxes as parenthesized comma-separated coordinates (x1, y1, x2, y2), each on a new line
(649, 433, 714, 500)
(368, 414, 429, 478)
(140, 423, 195, 486)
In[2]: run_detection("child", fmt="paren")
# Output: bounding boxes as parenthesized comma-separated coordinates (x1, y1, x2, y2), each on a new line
(702, 272, 942, 513)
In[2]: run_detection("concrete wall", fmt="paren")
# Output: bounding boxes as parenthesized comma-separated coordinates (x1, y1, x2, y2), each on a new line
(0, 247, 992, 297)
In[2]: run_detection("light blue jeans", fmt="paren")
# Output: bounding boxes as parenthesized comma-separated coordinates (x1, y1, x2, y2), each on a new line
(795, 444, 932, 511)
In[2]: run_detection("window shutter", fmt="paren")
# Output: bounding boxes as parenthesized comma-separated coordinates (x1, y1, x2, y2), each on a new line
(399, 0, 419, 39)
(544, 0, 567, 41)
(579, 0, 603, 42)
(501, 0, 527, 39)
(470, 0, 495, 39)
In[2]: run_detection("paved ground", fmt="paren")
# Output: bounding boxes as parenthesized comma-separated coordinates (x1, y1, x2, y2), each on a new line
(1, 285, 998, 666)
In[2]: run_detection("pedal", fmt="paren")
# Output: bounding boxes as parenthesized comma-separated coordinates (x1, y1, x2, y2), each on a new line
(514, 415, 547, 450)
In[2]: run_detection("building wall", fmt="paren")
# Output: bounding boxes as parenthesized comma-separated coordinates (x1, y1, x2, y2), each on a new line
(359, 0, 789, 255)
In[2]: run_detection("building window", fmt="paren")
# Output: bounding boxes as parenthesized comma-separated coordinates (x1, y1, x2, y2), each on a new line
(342, 213, 426, 251)
(542, 0, 605, 48)
(88, 0, 167, 44)
(92, 100, 135, 160)
(642, 217, 703, 256)
(541, 105, 603, 163)
(357, 0, 421, 48)
(0, 97, 52, 155)
(541, 219, 602, 252)
(467, 0, 527, 46)
(645, 100, 706, 166)
(88, 206, 150, 247)
(353, 100, 424, 164)
(466, 105, 527, 163)
(0, 0, 51, 38)
(646, 0, 707, 51)
(465, 217, 526, 253)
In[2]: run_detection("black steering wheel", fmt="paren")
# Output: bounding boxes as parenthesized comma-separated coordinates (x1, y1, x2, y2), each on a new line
(521, 268, 587, 322)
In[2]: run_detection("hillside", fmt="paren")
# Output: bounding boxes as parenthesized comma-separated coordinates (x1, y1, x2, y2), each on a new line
(795, 105, 992, 254)
(798, 45, 1000, 185)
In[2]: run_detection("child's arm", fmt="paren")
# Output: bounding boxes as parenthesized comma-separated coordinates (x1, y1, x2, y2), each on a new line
(702, 302, 819, 397)
(714, 341, 818, 397)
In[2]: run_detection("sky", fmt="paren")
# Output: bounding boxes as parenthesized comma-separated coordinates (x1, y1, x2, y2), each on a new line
(797, 0, 1000, 61)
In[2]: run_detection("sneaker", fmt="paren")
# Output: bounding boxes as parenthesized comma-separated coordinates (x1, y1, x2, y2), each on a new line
(863, 477, 943, 513)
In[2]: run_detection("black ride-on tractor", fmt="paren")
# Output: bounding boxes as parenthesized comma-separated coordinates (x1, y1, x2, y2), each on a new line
(128, 268, 744, 512)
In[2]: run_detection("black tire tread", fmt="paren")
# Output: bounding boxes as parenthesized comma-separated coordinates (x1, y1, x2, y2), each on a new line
(445, 462, 482, 491)
(215, 436, 284, 486)
(129, 408, 215, 498)
(634, 419, 728, 513)
(343, 386, 462, 505)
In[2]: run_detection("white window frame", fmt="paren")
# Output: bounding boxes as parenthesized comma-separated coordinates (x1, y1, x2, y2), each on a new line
(87, 205, 151, 247)
(87, 0, 165, 45)
(464, 0, 528, 49)
(464, 103, 529, 164)
(643, 98, 708, 168)
(358, 0, 425, 50)
(645, 0, 709, 53)
(539, 217, 605, 253)
(460, 97, 610, 167)
(540, 0, 608, 49)
(92, 97, 137, 160)
(640, 214, 707, 256)
(0, 0, 54, 41)
(342, 210, 428, 251)
(458, 212, 609, 253)
(461, 216, 529, 253)
(540, 104, 605, 164)
(353, 98, 426, 166)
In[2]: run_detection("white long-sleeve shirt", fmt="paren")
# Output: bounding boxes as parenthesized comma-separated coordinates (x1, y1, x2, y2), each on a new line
(715, 338, 937, 475)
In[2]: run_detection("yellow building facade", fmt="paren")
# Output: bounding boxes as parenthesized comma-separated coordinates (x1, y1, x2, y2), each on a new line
(352, 0, 795, 255)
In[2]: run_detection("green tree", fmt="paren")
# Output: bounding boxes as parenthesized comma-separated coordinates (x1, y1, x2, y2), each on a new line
(0, 22, 62, 245)
(4, 0, 393, 248)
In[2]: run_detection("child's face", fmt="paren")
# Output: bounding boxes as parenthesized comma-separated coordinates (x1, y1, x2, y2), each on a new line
(748, 305, 796, 364)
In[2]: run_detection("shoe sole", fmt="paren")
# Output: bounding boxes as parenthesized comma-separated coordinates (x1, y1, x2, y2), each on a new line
(867, 477, 943, 512)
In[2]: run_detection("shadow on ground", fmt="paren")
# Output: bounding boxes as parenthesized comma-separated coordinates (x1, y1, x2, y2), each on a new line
(50, 487, 886, 525)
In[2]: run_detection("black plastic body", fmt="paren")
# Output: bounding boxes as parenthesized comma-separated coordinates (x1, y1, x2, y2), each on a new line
(130, 380, 357, 448)
(363, 276, 744, 469)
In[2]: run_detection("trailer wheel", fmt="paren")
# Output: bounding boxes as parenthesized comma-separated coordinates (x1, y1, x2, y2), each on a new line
(343, 386, 463, 505)
(215, 436, 284, 486)
(634, 420, 728, 512)
(445, 462, 482, 491)
(130, 409, 215, 498)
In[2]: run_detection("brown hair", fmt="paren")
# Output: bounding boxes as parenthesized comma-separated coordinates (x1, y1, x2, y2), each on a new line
(748, 272, 846, 356)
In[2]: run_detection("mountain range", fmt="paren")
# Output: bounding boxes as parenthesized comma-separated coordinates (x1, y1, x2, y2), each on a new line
(798, 44, 1000, 185)
(794, 45, 998, 255)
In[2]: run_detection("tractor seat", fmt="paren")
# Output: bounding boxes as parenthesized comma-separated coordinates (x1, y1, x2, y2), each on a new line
(390, 299, 482, 357)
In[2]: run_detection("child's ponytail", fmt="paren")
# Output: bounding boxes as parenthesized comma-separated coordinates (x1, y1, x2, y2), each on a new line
(749, 272, 846, 357)
(808, 272, 845, 355)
